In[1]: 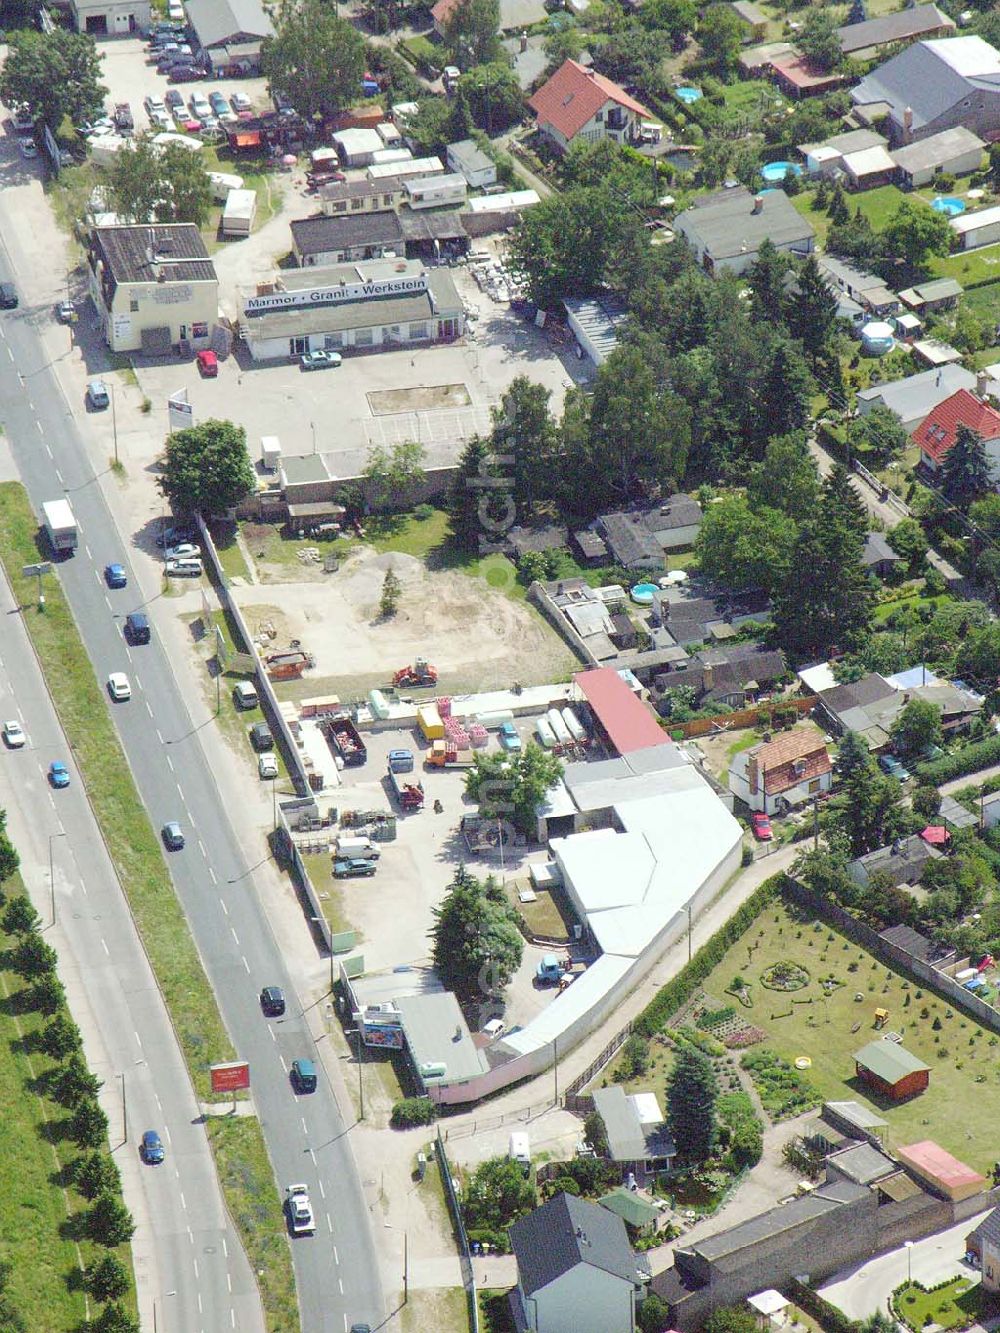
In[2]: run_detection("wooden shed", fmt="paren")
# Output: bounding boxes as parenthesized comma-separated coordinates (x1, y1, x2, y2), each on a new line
(853, 1040, 929, 1101)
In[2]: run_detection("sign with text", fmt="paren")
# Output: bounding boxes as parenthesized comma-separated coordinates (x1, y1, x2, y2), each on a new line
(210, 1061, 250, 1094)
(245, 274, 427, 315)
(168, 390, 193, 433)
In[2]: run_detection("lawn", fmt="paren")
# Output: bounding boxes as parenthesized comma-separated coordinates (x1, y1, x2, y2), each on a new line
(507, 883, 574, 941)
(300, 852, 356, 939)
(930, 246, 1000, 285)
(209, 520, 253, 585)
(239, 521, 355, 581)
(893, 1277, 984, 1332)
(696, 898, 1000, 1172)
(368, 508, 452, 559)
(792, 183, 917, 247)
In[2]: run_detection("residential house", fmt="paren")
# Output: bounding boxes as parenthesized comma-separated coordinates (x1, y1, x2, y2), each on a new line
(430, 0, 460, 36)
(595, 496, 704, 571)
(914, 388, 1000, 481)
(320, 180, 406, 216)
(966, 1206, 1000, 1288)
(897, 278, 963, 314)
(843, 145, 898, 190)
(184, 0, 273, 73)
(609, 613, 638, 651)
(799, 128, 888, 177)
(853, 1040, 930, 1101)
(564, 297, 628, 367)
(505, 524, 569, 561)
(591, 1086, 676, 1186)
(816, 255, 898, 316)
(981, 789, 1000, 828)
(69, 0, 148, 36)
(951, 203, 1000, 250)
(87, 224, 219, 355)
(655, 645, 786, 708)
(847, 833, 943, 888)
(814, 670, 982, 748)
(851, 36, 1000, 147)
(446, 139, 497, 188)
(891, 125, 985, 187)
(836, 4, 954, 60)
(856, 364, 976, 432)
(528, 60, 652, 155)
(290, 212, 405, 267)
(728, 729, 833, 815)
(730, 0, 767, 43)
(599, 1190, 662, 1239)
(509, 1192, 649, 1333)
(674, 187, 815, 276)
(770, 53, 849, 99)
(739, 40, 794, 77)
(573, 530, 610, 565)
(862, 532, 902, 578)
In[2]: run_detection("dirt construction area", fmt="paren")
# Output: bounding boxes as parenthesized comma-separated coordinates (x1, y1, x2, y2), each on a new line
(233, 546, 578, 698)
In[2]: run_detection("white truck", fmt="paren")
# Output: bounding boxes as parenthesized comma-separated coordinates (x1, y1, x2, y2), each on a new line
(221, 188, 257, 238)
(42, 499, 78, 554)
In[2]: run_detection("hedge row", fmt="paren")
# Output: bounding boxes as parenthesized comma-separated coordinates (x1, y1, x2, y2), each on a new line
(633, 877, 782, 1038)
(916, 733, 1000, 785)
(784, 1278, 859, 1333)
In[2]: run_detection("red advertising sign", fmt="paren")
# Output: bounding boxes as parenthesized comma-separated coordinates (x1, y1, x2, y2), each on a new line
(210, 1061, 250, 1094)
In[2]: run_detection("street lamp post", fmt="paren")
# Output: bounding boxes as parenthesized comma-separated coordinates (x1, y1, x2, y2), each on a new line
(119, 1072, 127, 1146)
(685, 901, 693, 963)
(905, 1240, 914, 1285)
(152, 1290, 176, 1333)
(48, 831, 66, 927)
(110, 381, 119, 468)
(345, 1027, 365, 1121)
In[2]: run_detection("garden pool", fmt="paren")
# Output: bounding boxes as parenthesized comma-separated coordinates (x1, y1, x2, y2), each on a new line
(631, 583, 658, 604)
(675, 86, 702, 104)
(761, 161, 802, 183)
(932, 195, 966, 216)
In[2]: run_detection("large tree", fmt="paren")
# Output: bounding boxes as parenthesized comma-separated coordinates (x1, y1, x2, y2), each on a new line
(941, 424, 991, 507)
(746, 434, 820, 523)
(798, 7, 843, 70)
(746, 239, 789, 326)
(443, 0, 500, 66)
(847, 405, 909, 467)
(362, 439, 426, 512)
(837, 762, 905, 857)
(890, 697, 943, 761)
(160, 419, 255, 516)
(822, 463, 868, 540)
(429, 867, 523, 1004)
(773, 512, 873, 660)
(694, 494, 797, 597)
(786, 255, 839, 367)
(462, 1156, 535, 1232)
(697, 4, 743, 76)
(749, 337, 812, 452)
(0, 28, 105, 128)
(0, 811, 20, 888)
(882, 200, 953, 273)
(107, 137, 214, 226)
(465, 743, 564, 836)
(159, 142, 215, 225)
(261, 0, 366, 121)
(449, 435, 508, 552)
(88, 1194, 135, 1247)
(458, 63, 523, 132)
(667, 1045, 718, 1162)
(489, 378, 559, 517)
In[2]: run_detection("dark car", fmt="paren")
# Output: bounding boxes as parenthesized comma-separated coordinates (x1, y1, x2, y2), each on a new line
(249, 721, 273, 752)
(334, 858, 377, 879)
(104, 563, 127, 589)
(290, 1058, 317, 1093)
(161, 821, 185, 850)
(169, 65, 204, 83)
(260, 986, 285, 1017)
(156, 521, 197, 548)
(141, 1129, 165, 1164)
(0, 282, 18, 309)
(125, 611, 151, 644)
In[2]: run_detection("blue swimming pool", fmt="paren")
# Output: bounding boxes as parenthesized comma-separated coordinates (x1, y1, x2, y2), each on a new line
(761, 161, 802, 183)
(675, 85, 702, 104)
(932, 195, 966, 216)
(631, 583, 658, 605)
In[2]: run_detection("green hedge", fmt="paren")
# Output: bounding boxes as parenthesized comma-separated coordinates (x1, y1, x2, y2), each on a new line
(916, 733, 1000, 785)
(784, 1278, 860, 1333)
(633, 877, 782, 1038)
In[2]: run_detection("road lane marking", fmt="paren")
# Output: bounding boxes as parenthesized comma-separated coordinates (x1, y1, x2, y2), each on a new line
(230, 927, 239, 946)
(101, 937, 109, 956)
(144, 700, 153, 718)
(192, 1258, 198, 1278)
(227, 1272, 232, 1293)
(222, 1238, 228, 1259)
(164, 1127, 172, 1144)
(132, 673, 141, 691)
(188, 1227, 194, 1244)
(319, 1181, 326, 1201)
(301, 1116, 307, 1135)
(134, 1030, 142, 1049)
(198, 839, 207, 857)
(241, 956, 249, 975)
(230, 1312, 236, 1329)
(181, 1193, 187, 1212)
(123, 645, 132, 664)
(220, 899, 228, 915)
(338, 1278, 344, 1295)
(279, 1055, 287, 1072)
(197, 1291, 202, 1315)
(166, 755, 174, 772)
(327, 1215, 333, 1233)
(156, 729, 163, 744)
(208, 867, 216, 884)
(155, 1094, 162, 1112)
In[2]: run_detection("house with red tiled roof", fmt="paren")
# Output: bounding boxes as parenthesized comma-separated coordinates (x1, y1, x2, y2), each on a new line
(728, 728, 832, 814)
(431, 0, 460, 35)
(528, 59, 652, 155)
(913, 388, 1000, 479)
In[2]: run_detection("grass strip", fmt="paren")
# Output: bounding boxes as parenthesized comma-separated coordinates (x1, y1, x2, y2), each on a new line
(0, 483, 298, 1332)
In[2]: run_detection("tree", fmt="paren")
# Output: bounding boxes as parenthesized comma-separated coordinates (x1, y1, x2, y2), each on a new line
(465, 743, 564, 836)
(583, 1109, 609, 1156)
(697, 4, 743, 76)
(449, 435, 507, 552)
(837, 763, 905, 857)
(667, 1045, 718, 1162)
(488, 378, 559, 517)
(429, 866, 524, 1003)
(158, 141, 215, 226)
(970, 493, 1000, 542)
(463, 1156, 535, 1232)
(91, 1306, 139, 1333)
(261, 0, 366, 122)
(882, 200, 953, 272)
(746, 239, 789, 325)
(447, 86, 475, 142)
(106, 136, 163, 225)
(88, 1194, 135, 1248)
(640, 0, 695, 39)
(956, 623, 1000, 686)
(457, 62, 522, 131)
(0, 1294, 26, 1333)
(746, 434, 820, 523)
(0, 813, 18, 887)
(886, 517, 929, 573)
(2, 895, 38, 936)
(71, 1097, 109, 1150)
(835, 730, 872, 783)
(773, 514, 873, 660)
(362, 440, 426, 512)
(12, 933, 57, 979)
(40, 1013, 82, 1060)
(160, 420, 255, 516)
(941, 425, 991, 507)
(0, 29, 105, 129)
(87, 1254, 130, 1304)
(750, 337, 812, 451)
(847, 404, 909, 467)
(912, 785, 942, 820)
(31, 973, 65, 1016)
(694, 495, 797, 597)
(705, 1309, 758, 1333)
(74, 1152, 121, 1202)
(799, 7, 843, 70)
(822, 463, 868, 539)
(380, 568, 401, 618)
(891, 698, 943, 761)
(786, 255, 838, 365)
(444, 0, 500, 66)
(638, 1293, 671, 1333)
(53, 1052, 103, 1108)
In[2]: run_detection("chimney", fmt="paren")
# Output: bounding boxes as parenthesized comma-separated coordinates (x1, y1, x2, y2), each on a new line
(978, 369, 990, 399)
(902, 105, 913, 143)
(520, 28, 528, 50)
(752, 195, 764, 214)
(703, 664, 714, 690)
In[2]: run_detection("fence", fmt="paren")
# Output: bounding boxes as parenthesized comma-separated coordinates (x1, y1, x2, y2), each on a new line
(671, 696, 815, 740)
(439, 1098, 557, 1142)
(563, 1025, 634, 1102)
(435, 1129, 480, 1333)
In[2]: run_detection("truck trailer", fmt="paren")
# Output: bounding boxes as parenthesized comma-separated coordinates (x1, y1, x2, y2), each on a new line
(42, 499, 78, 554)
(389, 768, 424, 810)
(327, 715, 367, 767)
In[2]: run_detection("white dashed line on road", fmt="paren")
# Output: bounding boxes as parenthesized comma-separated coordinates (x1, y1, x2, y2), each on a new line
(222, 1238, 228, 1259)
(220, 899, 228, 915)
(268, 1027, 276, 1043)
(301, 1117, 307, 1135)
(198, 839, 207, 858)
(333, 1245, 338, 1264)
(145, 700, 153, 718)
(327, 1215, 333, 1234)
(208, 867, 216, 884)
(181, 1193, 188, 1213)
(134, 1030, 142, 1049)
(166, 754, 174, 772)
(192, 1257, 198, 1279)
(241, 956, 249, 975)
(319, 1181, 326, 1201)
(279, 1055, 287, 1072)
(100, 937, 109, 956)
(226, 1272, 232, 1294)
(338, 1278, 344, 1295)
(230, 927, 239, 946)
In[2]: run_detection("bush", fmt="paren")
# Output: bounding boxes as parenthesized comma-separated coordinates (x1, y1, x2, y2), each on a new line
(916, 733, 1000, 785)
(614, 1033, 650, 1081)
(390, 1097, 436, 1129)
(413, 503, 434, 521)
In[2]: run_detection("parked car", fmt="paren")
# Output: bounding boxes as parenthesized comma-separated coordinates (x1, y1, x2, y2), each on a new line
(104, 563, 127, 589)
(300, 349, 342, 371)
(163, 542, 200, 561)
(0, 282, 17, 309)
(750, 811, 772, 841)
(879, 754, 911, 782)
(231, 92, 251, 111)
(144, 94, 167, 115)
(249, 722, 273, 752)
(233, 681, 259, 710)
(333, 858, 377, 879)
(165, 558, 203, 577)
(536, 954, 564, 985)
(208, 91, 230, 115)
(258, 752, 278, 779)
(87, 378, 110, 409)
(161, 821, 185, 850)
(48, 761, 70, 789)
(157, 521, 197, 548)
(56, 300, 75, 324)
(141, 1130, 165, 1164)
(260, 985, 285, 1016)
(107, 673, 131, 701)
(3, 719, 25, 748)
(19, 141, 37, 159)
(189, 94, 212, 119)
(498, 721, 521, 752)
(169, 66, 204, 83)
(164, 88, 184, 109)
(196, 348, 218, 377)
(150, 108, 175, 131)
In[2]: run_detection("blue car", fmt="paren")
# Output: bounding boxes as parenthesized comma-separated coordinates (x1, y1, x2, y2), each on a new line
(104, 563, 127, 589)
(48, 761, 70, 788)
(141, 1129, 165, 1164)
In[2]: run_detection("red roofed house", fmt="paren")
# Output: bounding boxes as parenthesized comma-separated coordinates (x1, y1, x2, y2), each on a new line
(728, 728, 832, 815)
(431, 0, 460, 37)
(770, 52, 849, 99)
(528, 59, 652, 155)
(915, 388, 1000, 480)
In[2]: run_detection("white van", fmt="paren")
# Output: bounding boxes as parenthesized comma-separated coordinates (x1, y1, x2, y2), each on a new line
(508, 1131, 531, 1173)
(335, 835, 380, 860)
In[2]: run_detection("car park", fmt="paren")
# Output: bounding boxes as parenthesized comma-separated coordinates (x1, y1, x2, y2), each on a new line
(107, 673, 131, 701)
(233, 681, 259, 710)
(750, 811, 772, 841)
(260, 985, 285, 1016)
(290, 1058, 317, 1092)
(141, 1130, 165, 1164)
(48, 761, 70, 789)
(285, 1183, 315, 1234)
(300, 350, 342, 371)
(3, 720, 25, 748)
(196, 348, 218, 377)
(334, 857, 377, 879)
(104, 563, 127, 588)
(258, 752, 279, 780)
(87, 378, 110, 409)
(161, 821, 185, 850)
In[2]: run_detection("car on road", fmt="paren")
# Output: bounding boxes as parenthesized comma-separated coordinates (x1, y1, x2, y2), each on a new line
(163, 542, 200, 561)
(165, 558, 203, 577)
(260, 985, 285, 1016)
(350, 1325, 372, 1333)
(231, 92, 252, 112)
(19, 140, 37, 159)
(56, 300, 75, 324)
(750, 811, 773, 841)
(290, 1059, 317, 1093)
(125, 612, 151, 645)
(285, 1183, 315, 1235)
(107, 672, 131, 701)
(0, 282, 18, 309)
(156, 521, 197, 548)
(498, 721, 521, 753)
(48, 761, 70, 788)
(3, 720, 25, 748)
(300, 349, 342, 371)
(161, 821, 185, 850)
(141, 1129, 165, 1164)
(87, 378, 110, 409)
(333, 857, 377, 879)
(258, 752, 278, 780)
(104, 563, 127, 589)
(196, 348, 218, 377)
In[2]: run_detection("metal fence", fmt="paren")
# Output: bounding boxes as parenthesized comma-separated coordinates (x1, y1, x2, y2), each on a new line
(435, 1129, 480, 1333)
(439, 1098, 556, 1142)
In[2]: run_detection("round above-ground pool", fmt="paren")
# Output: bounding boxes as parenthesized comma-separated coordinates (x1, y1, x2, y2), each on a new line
(631, 582, 658, 604)
(675, 85, 702, 104)
(861, 320, 896, 356)
(932, 195, 966, 216)
(761, 160, 802, 183)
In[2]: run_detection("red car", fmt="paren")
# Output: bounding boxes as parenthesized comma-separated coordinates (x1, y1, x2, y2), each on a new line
(750, 812, 773, 841)
(196, 349, 218, 377)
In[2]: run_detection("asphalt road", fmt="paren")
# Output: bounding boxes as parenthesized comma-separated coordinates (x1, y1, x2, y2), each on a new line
(0, 294, 383, 1327)
(0, 557, 262, 1333)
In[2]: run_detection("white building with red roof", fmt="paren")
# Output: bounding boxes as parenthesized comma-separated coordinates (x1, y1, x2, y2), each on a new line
(528, 59, 652, 154)
(913, 387, 1000, 479)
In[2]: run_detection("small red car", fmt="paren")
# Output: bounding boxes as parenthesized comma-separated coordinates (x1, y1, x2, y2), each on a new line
(196, 349, 218, 377)
(750, 812, 773, 841)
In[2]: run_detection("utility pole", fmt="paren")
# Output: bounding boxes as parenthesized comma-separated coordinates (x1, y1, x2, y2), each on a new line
(552, 1034, 558, 1104)
(48, 831, 66, 928)
(110, 381, 119, 467)
(120, 1072, 127, 1146)
(403, 1231, 409, 1305)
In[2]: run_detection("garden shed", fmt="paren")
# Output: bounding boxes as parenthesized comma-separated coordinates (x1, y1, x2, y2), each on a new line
(853, 1040, 929, 1101)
